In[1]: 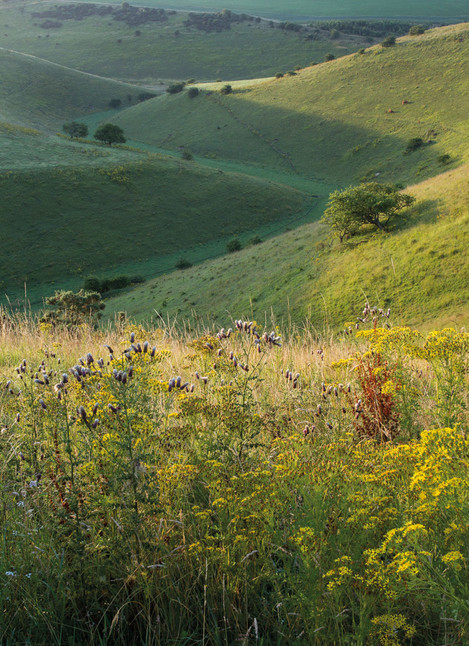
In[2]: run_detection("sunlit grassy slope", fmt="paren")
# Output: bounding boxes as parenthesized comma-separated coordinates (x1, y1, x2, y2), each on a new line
(111, 24, 469, 186)
(0, 132, 309, 302)
(106, 161, 469, 331)
(0, 3, 371, 82)
(0, 49, 143, 131)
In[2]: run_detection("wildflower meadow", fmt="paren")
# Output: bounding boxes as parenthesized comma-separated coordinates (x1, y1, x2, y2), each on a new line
(0, 309, 467, 645)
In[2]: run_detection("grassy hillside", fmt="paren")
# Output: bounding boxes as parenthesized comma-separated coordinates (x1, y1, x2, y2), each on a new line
(106, 160, 469, 331)
(0, 48, 144, 131)
(0, 3, 374, 82)
(0, 135, 309, 304)
(62, 0, 469, 20)
(110, 24, 469, 186)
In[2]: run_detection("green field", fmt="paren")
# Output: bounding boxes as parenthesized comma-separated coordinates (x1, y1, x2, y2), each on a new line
(0, 3, 375, 82)
(109, 24, 469, 187)
(70, 0, 469, 19)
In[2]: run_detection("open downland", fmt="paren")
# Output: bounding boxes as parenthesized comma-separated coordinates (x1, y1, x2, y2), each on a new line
(0, 3, 376, 83)
(109, 24, 469, 186)
(0, 48, 145, 131)
(105, 161, 469, 331)
(57, 0, 469, 20)
(0, 132, 310, 306)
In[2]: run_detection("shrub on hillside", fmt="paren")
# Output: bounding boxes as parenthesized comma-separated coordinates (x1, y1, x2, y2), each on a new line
(175, 258, 193, 270)
(41, 289, 104, 327)
(405, 137, 424, 153)
(166, 83, 185, 95)
(226, 238, 242, 252)
(187, 87, 199, 98)
(409, 24, 426, 35)
(182, 150, 194, 160)
(220, 84, 232, 95)
(381, 35, 396, 47)
(93, 123, 126, 145)
(62, 121, 88, 139)
(324, 53, 335, 61)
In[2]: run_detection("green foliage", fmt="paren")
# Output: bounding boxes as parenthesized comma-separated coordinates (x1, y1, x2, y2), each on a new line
(175, 257, 193, 269)
(381, 35, 397, 47)
(182, 149, 194, 160)
(83, 275, 145, 293)
(93, 123, 126, 145)
(187, 86, 200, 98)
(40, 289, 104, 326)
(405, 137, 425, 153)
(220, 84, 233, 95)
(226, 237, 242, 252)
(324, 52, 335, 61)
(166, 82, 185, 94)
(438, 153, 451, 165)
(409, 24, 426, 35)
(62, 121, 88, 139)
(275, 72, 284, 78)
(248, 235, 263, 246)
(322, 182, 415, 239)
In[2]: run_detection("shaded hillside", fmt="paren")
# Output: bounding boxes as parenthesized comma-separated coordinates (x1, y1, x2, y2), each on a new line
(105, 161, 469, 331)
(0, 136, 309, 300)
(0, 49, 144, 131)
(110, 24, 469, 186)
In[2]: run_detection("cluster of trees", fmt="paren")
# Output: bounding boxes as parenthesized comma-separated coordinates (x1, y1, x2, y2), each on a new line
(183, 9, 255, 33)
(32, 3, 172, 27)
(321, 182, 415, 242)
(63, 122, 126, 145)
(315, 20, 422, 38)
(83, 274, 145, 293)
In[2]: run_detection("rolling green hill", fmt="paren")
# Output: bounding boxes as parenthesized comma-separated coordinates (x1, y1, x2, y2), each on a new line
(109, 24, 469, 187)
(0, 48, 144, 131)
(0, 132, 310, 305)
(105, 160, 469, 331)
(1, 2, 391, 82)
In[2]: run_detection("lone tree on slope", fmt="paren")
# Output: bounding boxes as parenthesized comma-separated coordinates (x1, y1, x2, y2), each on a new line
(93, 123, 126, 145)
(62, 121, 88, 139)
(321, 182, 415, 242)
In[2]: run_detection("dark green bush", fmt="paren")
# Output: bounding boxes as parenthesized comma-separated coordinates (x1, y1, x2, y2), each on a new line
(226, 238, 242, 253)
(176, 258, 193, 270)
(187, 87, 199, 98)
(182, 150, 194, 160)
(405, 137, 424, 153)
(381, 35, 396, 47)
(220, 84, 232, 95)
(166, 83, 185, 95)
(409, 24, 426, 35)
(324, 53, 335, 61)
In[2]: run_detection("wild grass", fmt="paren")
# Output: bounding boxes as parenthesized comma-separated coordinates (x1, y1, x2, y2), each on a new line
(0, 309, 467, 645)
(111, 24, 469, 186)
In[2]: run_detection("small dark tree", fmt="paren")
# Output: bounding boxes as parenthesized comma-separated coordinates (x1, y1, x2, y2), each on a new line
(409, 24, 425, 35)
(381, 35, 396, 47)
(62, 121, 88, 138)
(324, 53, 335, 61)
(109, 98, 122, 108)
(322, 182, 415, 240)
(226, 238, 242, 253)
(175, 258, 192, 270)
(182, 149, 193, 160)
(166, 83, 185, 94)
(187, 87, 199, 98)
(94, 123, 126, 145)
(405, 137, 424, 153)
(220, 84, 232, 95)
(41, 290, 105, 327)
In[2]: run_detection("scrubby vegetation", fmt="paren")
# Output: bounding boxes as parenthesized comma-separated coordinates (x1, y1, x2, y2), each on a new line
(0, 312, 467, 644)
